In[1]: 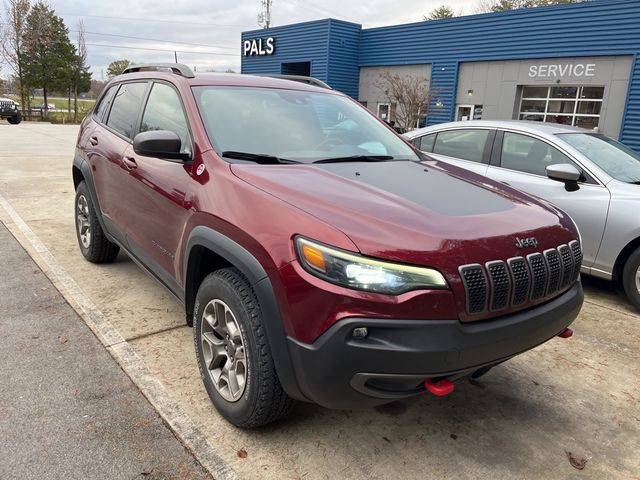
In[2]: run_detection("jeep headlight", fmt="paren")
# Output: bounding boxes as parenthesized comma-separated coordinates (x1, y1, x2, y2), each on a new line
(295, 236, 448, 294)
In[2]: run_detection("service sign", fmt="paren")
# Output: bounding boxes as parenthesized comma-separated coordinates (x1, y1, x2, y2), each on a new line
(528, 63, 596, 79)
(243, 37, 275, 56)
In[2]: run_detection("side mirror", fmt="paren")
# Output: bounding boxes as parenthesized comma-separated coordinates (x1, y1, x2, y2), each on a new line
(133, 130, 190, 161)
(546, 163, 581, 192)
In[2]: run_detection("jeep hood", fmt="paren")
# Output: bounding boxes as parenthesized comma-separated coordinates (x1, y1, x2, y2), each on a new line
(230, 159, 577, 268)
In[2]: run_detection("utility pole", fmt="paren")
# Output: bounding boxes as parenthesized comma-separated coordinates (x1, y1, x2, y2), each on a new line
(257, 0, 272, 29)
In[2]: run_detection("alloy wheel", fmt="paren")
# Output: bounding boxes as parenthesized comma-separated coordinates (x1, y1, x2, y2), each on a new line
(200, 299, 247, 402)
(76, 194, 91, 249)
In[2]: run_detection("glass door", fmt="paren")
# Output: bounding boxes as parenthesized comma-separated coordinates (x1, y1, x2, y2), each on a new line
(456, 104, 474, 121)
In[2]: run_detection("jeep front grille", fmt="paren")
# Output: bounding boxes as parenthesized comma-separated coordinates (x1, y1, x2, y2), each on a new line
(459, 240, 582, 316)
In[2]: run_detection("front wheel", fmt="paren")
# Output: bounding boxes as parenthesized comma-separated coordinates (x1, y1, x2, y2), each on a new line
(622, 246, 640, 311)
(193, 268, 294, 428)
(7, 112, 21, 124)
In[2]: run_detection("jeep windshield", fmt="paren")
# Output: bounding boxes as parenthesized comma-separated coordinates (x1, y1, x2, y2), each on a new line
(192, 86, 418, 164)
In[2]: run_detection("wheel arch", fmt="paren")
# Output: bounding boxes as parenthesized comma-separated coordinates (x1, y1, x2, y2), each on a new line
(184, 226, 306, 401)
(72, 155, 109, 236)
(612, 235, 640, 283)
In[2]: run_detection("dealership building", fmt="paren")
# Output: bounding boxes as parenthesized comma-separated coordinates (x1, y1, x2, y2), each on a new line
(241, 0, 640, 150)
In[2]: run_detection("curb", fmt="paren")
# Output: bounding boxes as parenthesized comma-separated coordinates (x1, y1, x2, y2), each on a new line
(0, 192, 239, 480)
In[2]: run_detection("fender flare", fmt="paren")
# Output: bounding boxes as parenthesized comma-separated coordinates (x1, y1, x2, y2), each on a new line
(72, 154, 110, 236)
(185, 226, 307, 401)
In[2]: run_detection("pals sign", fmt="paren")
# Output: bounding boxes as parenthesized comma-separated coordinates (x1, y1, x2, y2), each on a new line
(243, 37, 275, 56)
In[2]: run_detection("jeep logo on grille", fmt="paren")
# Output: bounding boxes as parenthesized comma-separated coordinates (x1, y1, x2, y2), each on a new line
(515, 237, 538, 249)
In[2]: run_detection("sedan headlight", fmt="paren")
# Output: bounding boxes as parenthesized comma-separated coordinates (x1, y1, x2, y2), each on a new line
(295, 236, 448, 294)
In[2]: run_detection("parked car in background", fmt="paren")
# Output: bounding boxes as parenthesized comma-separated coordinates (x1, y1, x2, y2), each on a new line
(0, 97, 21, 124)
(405, 120, 640, 309)
(73, 65, 582, 428)
(33, 103, 56, 111)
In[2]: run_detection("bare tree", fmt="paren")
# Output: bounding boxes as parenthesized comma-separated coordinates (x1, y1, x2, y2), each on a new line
(0, 0, 30, 113)
(71, 19, 91, 121)
(374, 71, 435, 133)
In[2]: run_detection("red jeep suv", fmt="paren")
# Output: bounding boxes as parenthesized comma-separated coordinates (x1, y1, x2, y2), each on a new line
(73, 64, 583, 428)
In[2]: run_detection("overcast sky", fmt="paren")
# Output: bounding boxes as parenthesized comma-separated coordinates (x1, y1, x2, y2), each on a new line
(25, 0, 471, 80)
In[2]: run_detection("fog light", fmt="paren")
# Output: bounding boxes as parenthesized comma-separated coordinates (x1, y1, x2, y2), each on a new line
(352, 327, 368, 339)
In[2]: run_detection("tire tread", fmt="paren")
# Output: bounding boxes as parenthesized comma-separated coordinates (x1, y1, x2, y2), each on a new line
(196, 268, 294, 428)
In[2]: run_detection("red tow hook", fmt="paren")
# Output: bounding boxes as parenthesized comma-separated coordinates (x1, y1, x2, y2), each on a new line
(423, 378, 455, 396)
(558, 327, 573, 338)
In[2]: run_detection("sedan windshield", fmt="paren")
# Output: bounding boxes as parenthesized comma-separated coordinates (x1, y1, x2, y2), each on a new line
(558, 133, 640, 183)
(192, 86, 418, 164)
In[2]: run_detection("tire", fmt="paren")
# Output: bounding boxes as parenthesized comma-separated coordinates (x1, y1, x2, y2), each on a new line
(623, 247, 640, 311)
(193, 268, 294, 428)
(74, 181, 120, 263)
(7, 112, 21, 124)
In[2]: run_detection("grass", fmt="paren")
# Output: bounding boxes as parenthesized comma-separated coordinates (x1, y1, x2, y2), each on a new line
(6, 94, 95, 124)
(30, 96, 96, 111)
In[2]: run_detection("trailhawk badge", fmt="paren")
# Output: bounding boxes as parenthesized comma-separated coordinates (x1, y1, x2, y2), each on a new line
(515, 237, 539, 248)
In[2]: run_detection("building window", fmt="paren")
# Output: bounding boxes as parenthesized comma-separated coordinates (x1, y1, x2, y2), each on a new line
(518, 85, 604, 130)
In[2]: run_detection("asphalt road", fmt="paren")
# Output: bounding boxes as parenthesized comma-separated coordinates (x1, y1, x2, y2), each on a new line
(0, 222, 211, 480)
(0, 122, 639, 479)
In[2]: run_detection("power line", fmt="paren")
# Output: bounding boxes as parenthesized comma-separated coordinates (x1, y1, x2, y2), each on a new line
(60, 13, 255, 28)
(71, 29, 237, 51)
(280, 0, 362, 24)
(85, 42, 239, 56)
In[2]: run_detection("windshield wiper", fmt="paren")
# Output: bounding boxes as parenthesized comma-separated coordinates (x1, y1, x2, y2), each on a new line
(312, 155, 395, 164)
(221, 151, 299, 164)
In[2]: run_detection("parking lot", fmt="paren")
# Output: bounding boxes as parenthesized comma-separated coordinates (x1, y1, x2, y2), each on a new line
(1, 122, 638, 479)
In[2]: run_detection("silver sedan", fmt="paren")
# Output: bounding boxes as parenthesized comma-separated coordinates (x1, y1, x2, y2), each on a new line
(404, 120, 640, 309)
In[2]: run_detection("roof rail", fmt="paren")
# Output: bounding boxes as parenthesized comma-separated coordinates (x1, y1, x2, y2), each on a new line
(122, 63, 195, 78)
(256, 74, 332, 90)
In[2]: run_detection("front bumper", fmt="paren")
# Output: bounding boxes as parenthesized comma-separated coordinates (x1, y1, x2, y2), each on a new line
(287, 281, 583, 408)
(0, 105, 17, 117)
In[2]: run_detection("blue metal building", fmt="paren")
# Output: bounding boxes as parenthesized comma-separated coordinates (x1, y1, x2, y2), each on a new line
(241, 0, 640, 150)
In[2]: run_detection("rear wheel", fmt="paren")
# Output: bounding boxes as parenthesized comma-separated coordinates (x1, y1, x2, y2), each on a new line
(7, 112, 21, 124)
(193, 268, 294, 428)
(622, 246, 640, 311)
(74, 181, 119, 263)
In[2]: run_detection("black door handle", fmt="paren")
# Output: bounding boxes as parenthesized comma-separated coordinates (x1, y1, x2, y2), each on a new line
(89, 135, 98, 146)
(122, 156, 137, 170)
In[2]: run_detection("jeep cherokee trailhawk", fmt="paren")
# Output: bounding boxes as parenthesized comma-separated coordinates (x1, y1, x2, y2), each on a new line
(73, 64, 583, 428)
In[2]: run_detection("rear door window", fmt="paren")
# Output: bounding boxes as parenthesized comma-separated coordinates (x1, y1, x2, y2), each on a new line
(106, 82, 148, 140)
(432, 129, 490, 163)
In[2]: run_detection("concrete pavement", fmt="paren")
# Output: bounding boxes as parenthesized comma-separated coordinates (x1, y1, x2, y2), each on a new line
(0, 122, 639, 479)
(0, 221, 211, 480)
